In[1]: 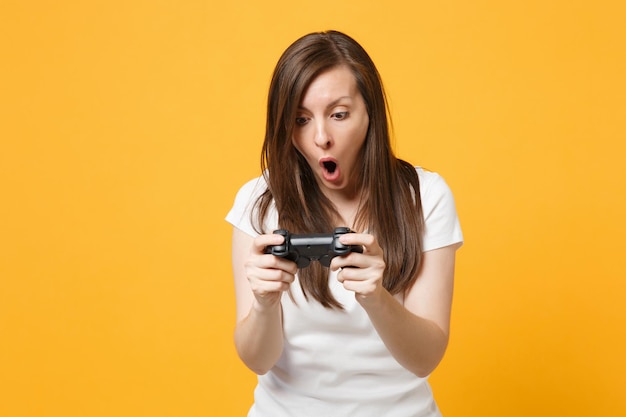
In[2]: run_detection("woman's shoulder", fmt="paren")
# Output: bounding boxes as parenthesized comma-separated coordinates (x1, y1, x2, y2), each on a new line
(413, 166, 464, 250)
(414, 166, 449, 195)
(232, 174, 268, 202)
(226, 174, 271, 236)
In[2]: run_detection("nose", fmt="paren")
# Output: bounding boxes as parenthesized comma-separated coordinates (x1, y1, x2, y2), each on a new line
(313, 121, 332, 149)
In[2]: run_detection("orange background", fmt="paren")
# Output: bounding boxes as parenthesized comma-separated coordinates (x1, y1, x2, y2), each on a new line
(1, 1, 624, 416)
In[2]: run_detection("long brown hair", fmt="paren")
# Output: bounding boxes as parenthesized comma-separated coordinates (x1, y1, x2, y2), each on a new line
(253, 30, 424, 308)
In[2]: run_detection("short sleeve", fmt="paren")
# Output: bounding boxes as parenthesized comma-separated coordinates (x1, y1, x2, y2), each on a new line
(225, 176, 276, 237)
(417, 168, 464, 252)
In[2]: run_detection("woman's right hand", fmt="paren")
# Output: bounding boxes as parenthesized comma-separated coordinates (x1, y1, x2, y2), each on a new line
(232, 228, 295, 374)
(244, 233, 298, 310)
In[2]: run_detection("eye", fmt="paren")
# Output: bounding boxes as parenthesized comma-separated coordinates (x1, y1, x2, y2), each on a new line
(295, 117, 309, 126)
(332, 111, 349, 120)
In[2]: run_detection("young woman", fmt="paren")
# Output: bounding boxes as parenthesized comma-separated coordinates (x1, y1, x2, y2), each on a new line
(226, 30, 463, 417)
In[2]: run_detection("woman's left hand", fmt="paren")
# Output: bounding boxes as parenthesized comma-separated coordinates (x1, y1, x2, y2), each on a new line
(330, 233, 386, 304)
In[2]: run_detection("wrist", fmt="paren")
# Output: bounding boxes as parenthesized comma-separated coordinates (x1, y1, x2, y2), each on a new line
(355, 286, 389, 309)
(252, 294, 283, 315)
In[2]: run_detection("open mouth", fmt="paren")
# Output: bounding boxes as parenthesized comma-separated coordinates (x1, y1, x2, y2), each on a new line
(319, 158, 340, 182)
(322, 160, 337, 174)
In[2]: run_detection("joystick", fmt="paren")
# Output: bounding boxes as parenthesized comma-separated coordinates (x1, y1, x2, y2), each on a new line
(264, 227, 363, 268)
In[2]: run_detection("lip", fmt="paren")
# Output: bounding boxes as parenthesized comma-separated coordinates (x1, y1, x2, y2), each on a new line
(318, 157, 341, 182)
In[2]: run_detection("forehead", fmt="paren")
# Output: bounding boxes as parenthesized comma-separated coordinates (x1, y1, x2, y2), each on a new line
(300, 66, 359, 105)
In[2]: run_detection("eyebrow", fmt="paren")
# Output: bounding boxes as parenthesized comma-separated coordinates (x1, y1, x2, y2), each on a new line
(298, 96, 352, 111)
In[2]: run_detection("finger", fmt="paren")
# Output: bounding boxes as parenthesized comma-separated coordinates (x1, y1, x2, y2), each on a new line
(249, 279, 291, 296)
(247, 262, 296, 283)
(247, 268, 294, 295)
(252, 252, 298, 274)
(252, 233, 286, 254)
(340, 279, 378, 296)
(339, 233, 379, 253)
(337, 268, 355, 286)
(334, 263, 367, 282)
(330, 252, 364, 271)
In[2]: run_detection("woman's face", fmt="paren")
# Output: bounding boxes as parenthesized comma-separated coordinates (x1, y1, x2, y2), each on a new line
(292, 65, 370, 200)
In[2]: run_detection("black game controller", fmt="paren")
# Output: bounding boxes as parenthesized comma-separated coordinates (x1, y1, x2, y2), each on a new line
(264, 227, 363, 268)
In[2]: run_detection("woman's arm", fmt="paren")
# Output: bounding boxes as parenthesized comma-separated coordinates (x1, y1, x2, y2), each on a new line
(333, 233, 460, 377)
(231, 227, 297, 375)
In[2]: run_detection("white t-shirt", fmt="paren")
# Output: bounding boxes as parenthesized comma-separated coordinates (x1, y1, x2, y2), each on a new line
(226, 168, 463, 417)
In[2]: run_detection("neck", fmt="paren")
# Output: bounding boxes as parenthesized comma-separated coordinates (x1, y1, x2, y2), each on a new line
(328, 191, 364, 231)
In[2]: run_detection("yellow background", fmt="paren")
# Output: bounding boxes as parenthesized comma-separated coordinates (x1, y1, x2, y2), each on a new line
(1, 1, 624, 416)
